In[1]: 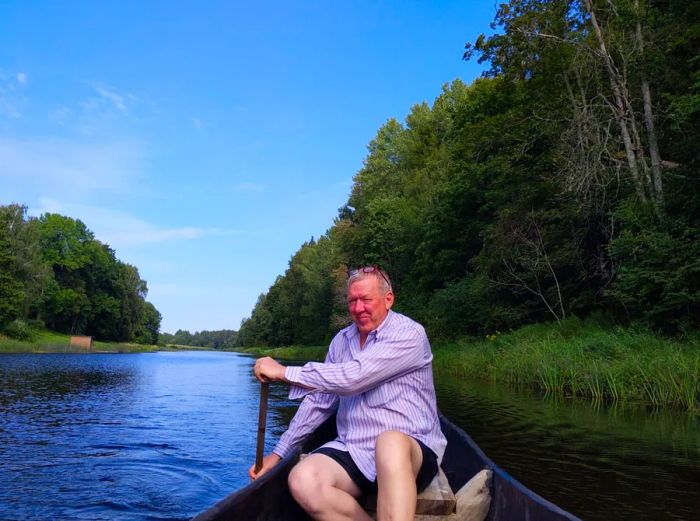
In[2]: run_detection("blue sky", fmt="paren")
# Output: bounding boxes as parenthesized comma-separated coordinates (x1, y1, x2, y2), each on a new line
(0, 1, 496, 334)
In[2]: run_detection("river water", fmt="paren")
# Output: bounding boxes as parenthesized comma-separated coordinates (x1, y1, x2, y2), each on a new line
(0, 351, 697, 520)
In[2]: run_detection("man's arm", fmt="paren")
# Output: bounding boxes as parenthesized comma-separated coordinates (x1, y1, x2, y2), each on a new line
(249, 344, 340, 480)
(285, 327, 430, 396)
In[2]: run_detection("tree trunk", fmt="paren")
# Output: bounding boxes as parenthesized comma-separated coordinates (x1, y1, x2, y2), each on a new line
(583, 0, 647, 203)
(635, 0, 664, 210)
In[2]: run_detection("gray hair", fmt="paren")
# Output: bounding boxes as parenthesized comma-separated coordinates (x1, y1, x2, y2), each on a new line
(347, 266, 392, 295)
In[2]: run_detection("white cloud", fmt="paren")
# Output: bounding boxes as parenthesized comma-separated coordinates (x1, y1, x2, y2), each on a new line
(16, 72, 27, 85)
(80, 84, 136, 114)
(0, 137, 142, 195)
(30, 198, 238, 249)
(95, 86, 128, 111)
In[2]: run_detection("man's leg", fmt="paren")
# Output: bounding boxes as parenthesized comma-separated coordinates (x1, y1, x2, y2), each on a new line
(375, 430, 424, 521)
(288, 453, 373, 521)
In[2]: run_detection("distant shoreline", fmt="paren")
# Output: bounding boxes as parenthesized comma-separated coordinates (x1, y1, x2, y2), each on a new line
(0, 331, 211, 354)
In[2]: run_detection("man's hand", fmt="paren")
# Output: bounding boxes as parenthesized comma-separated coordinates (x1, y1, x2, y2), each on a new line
(254, 356, 287, 383)
(248, 453, 281, 480)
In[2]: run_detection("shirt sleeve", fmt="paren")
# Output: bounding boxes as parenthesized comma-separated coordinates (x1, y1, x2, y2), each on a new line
(272, 391, 338, 458)
(272, 343, 340, 458)
(283, 325, 431, 396)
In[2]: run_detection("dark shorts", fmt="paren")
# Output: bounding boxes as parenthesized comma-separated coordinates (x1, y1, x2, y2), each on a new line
(313, 438, 438, 495)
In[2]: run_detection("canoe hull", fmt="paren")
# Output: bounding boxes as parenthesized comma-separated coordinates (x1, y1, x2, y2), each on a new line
(192, 414, 580, 521)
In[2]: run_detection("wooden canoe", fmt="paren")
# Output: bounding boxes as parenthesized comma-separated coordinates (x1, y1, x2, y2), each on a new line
(191, 413, 581, 520)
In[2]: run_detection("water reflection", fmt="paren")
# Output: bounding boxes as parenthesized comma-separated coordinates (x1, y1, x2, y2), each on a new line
(436, 375, 700, 521)
(0, 354, 136, 406)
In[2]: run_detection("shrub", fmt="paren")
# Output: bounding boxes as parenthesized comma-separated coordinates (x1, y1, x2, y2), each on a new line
(3, 319, 38, 341)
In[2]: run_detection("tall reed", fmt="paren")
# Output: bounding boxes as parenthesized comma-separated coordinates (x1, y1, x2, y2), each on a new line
(432, 317, 699, 412)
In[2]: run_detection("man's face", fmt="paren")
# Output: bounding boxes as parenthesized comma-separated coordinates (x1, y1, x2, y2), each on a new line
(347, 276, 394, 337)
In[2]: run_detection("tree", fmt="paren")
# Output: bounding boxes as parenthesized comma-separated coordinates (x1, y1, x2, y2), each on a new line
(0, 212, 24, 326)
(35, 214, 93, 332)
(236, 1, 699, 342)
(135, 302, 161, 345)
(485, 212, 567, 322)
(465, 0, 688, 217)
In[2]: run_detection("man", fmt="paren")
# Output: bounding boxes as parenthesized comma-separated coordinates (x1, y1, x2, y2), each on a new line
(250, 266, 446, 521)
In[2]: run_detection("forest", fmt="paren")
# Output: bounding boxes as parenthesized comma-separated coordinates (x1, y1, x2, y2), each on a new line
(235, 0, 699, 347)
(0, 204, 161, 344)
(160, 329, 238, 349)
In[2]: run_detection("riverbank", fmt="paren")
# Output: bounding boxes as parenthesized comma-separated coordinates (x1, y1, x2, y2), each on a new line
(233, 344, 328, 360)
(235, 317, 700, 412)
(437, 318, 699, 411)
(0, 329, 161, 354)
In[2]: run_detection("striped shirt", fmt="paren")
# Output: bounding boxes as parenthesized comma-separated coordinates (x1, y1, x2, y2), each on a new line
(272, 310, 447, 482)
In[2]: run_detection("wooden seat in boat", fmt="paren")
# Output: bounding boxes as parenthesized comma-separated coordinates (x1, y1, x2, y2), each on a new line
(361, 467, 456, 516)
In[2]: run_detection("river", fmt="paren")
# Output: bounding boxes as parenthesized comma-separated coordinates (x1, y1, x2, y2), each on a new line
(0, 351, 697, 520)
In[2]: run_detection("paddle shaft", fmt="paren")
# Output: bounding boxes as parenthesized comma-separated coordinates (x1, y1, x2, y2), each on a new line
(254, 382, 270, 473)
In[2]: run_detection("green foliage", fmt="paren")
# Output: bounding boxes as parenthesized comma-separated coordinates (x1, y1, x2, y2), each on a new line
(432, 317, 700, 411)
(421, 276, 491, 340)
(0, 217, 24, 326)
(38, 213, 94, 270)
(161, 327, 237, 349)
(236, 235, 342, 347)
(233, 0, 699, 348)
(0, 204, 161, 342)
(134, 301, 162, 345)
(3, 319, 38, 341)
(608, 206, 700, 332)
(236, 344, 328, 362)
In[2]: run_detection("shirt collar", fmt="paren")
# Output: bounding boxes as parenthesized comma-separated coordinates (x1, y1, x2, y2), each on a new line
(374, 309, 394, 338)
(344, 310, 394, 341)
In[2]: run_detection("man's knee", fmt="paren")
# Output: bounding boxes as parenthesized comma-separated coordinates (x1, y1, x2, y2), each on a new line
(375, 431, 422, 472)
(376, 430, 413, 450)
(288, 457, 344, 515)
(376, 431, 413, 464)
(288, 461, 322, 511)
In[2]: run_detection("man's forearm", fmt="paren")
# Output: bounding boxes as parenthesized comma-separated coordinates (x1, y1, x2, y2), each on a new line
(273, 391, 338, 458)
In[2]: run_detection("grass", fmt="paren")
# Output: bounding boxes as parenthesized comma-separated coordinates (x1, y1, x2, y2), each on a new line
(162, 343, 213, 351)
(0, 329, 160, 354)
(432, 317, 700, 412)
(232, 345, 328, 361)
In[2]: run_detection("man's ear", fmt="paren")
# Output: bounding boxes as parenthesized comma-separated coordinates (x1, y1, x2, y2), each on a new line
(385, 290, 394, 310)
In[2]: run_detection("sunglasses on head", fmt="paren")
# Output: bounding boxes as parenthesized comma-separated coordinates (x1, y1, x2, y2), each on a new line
(348, 265, 391, 287)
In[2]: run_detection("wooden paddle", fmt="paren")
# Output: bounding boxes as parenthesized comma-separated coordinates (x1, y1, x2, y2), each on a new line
(254, 382, 270, 474)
